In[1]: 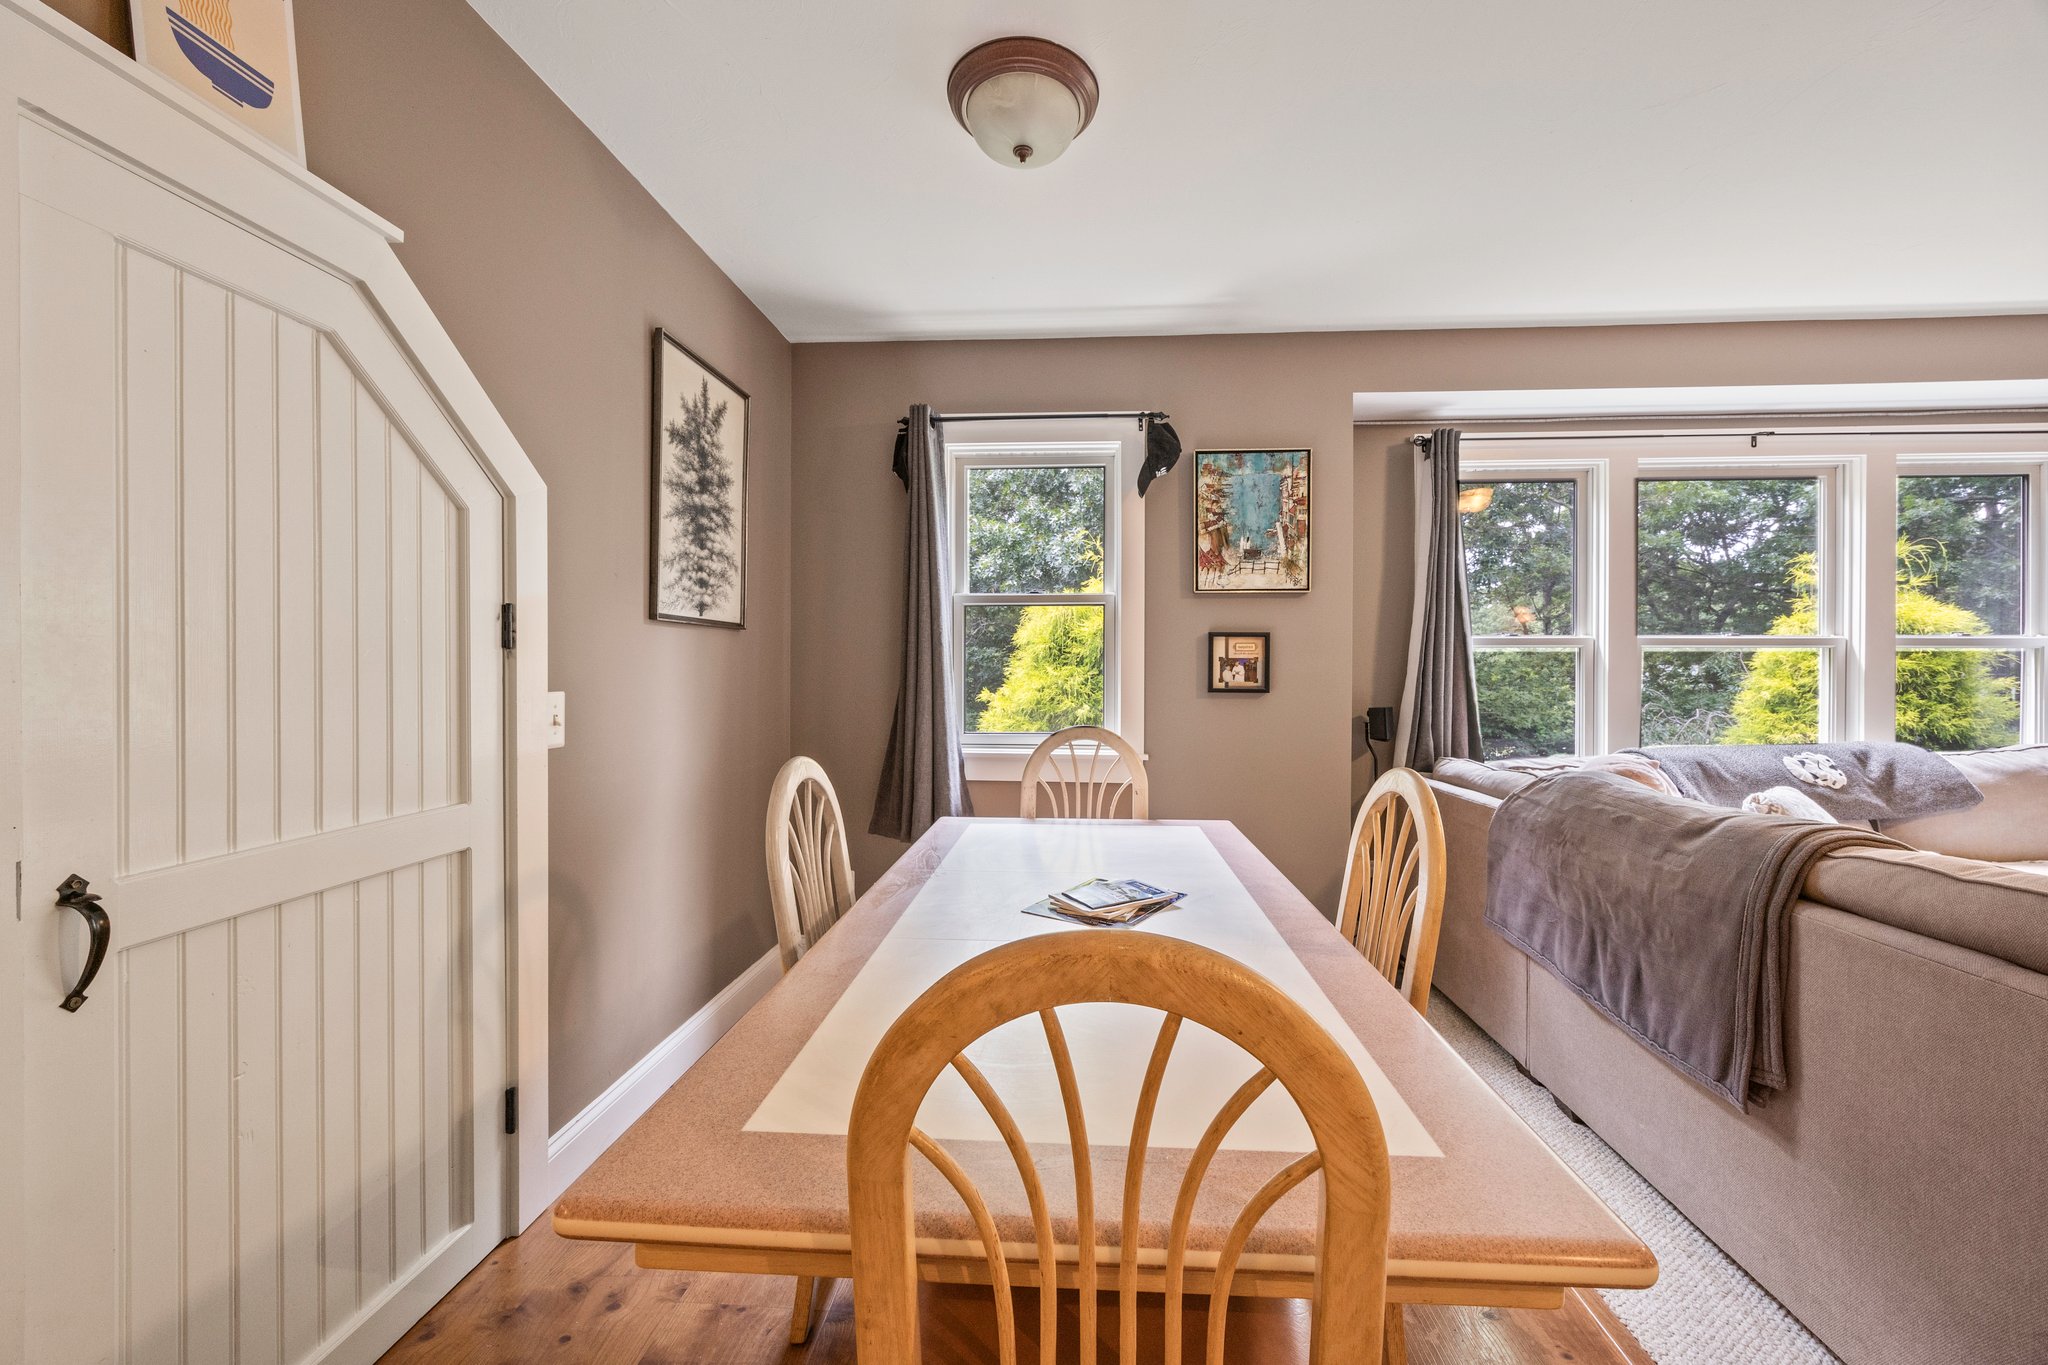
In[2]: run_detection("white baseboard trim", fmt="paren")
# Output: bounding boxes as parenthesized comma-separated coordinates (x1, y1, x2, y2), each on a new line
(543, 947, 782, 1204)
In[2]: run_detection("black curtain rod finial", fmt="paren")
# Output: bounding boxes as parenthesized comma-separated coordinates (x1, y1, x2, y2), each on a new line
(1413, 427, 1461, 459)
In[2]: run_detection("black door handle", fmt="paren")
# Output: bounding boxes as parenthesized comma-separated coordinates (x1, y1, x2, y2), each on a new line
(55, 874, 109, 1013)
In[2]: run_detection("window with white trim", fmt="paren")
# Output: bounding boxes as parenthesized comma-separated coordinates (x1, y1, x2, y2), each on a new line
(1459, 432, 2046, 756)
(947, 422, 1144, 779)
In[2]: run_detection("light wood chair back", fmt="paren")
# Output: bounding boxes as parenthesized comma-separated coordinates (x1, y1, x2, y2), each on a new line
(846, 932, 1391, 1365)
(1336, 768, 1447, 1013)
(764, 756, 856, 973)
(766, 756, 857, 1337)
(1018, 725, 1149, 820)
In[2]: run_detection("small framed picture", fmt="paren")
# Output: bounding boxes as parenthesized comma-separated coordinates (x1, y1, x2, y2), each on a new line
(1208, 633, 1271, 694)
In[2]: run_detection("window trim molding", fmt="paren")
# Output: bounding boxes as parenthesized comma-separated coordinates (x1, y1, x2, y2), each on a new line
(1464, 429, 2048, 755)
(944, 419, 1146, 782)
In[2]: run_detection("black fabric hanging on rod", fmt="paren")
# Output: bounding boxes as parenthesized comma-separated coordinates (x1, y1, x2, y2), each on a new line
(890, 418, 916, 485)
(1138, 415, 1182, 495)
(891, 409, 1180, 493)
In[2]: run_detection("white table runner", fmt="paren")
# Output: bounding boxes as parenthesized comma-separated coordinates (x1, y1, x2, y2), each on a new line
(745, 824, 1439, 1158)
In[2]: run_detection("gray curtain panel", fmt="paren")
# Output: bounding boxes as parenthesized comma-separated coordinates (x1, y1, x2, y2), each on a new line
(1398, 427, 1483, 768)
(871, 404, 974, 840)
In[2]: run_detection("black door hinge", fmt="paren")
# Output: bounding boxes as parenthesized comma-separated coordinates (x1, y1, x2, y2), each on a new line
(500, 603, 516, 651)
(504, 1086, 518, 1135)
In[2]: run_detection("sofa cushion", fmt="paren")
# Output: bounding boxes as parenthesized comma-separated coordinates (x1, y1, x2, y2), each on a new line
(1429, 757, 1537, 801)
(1430, 753, 1684, 801)
(1802, 845, 2048, 975)
(1879, 745, 2048, 861)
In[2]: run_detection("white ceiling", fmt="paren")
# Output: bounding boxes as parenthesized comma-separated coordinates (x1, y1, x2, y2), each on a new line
(466, 0, 2048, 343)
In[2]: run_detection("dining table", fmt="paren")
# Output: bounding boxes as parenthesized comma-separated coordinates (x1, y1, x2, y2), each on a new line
(553, 817, 1656, 1328)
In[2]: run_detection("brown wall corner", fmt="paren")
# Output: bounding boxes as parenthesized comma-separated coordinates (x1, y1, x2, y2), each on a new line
(41, 0, 133, 55)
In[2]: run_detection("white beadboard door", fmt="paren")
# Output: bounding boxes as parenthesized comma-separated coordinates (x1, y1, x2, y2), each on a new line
(17, 120, 509, 1365)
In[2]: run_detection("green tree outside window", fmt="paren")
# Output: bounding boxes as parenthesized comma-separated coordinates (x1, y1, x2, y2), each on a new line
(974, 592, 1107, 733)
(1725, 547, 2019, 749)
(962, 465, 1108, 734)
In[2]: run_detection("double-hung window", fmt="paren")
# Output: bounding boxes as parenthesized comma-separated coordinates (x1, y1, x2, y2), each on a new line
(1893, 467, 2033, 749)
(1463, 475, 1591, 757)
(1633, 467, 1841, 746)
(947, 421, 1145, 780)
(1460, 432, 2046, 756)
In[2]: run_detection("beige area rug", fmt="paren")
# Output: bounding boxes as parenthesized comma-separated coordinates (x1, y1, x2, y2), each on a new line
(1428, 994, 1841, 1365)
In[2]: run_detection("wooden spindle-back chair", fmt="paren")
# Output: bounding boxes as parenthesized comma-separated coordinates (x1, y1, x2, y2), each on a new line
(764, 755, 858, 1343)
(1336, 768, 1447, 1014)
(847, 931, 1392, 1364)
(1018, 725, 1150, 820)
(765, 756, 857, 974)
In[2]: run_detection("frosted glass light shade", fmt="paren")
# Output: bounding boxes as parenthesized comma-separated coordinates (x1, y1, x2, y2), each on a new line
(947, 37, 1099, 170)
(961, 70, 1083, 168)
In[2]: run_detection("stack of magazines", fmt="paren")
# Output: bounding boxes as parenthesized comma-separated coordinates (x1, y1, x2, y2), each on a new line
(1022, 878, 1186, 927)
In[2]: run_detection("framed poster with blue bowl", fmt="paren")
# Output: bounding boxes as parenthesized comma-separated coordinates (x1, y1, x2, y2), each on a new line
(130, 0, 306, 160)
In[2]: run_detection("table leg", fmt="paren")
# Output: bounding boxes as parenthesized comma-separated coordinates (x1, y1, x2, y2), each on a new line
(1383, 1301, 1407, 1365)
(788, 1275, 823, 1345)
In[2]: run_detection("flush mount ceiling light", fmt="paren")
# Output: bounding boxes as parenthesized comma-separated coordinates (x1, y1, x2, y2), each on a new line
(947, 36, 1099, 169)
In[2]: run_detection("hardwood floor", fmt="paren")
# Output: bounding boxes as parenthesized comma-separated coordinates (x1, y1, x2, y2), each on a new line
(381, 1217, 1652, 1364)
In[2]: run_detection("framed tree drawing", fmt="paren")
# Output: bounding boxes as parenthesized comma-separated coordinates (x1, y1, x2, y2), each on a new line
(651, 330, 749, 627)
(1193, 449, 1311, 593)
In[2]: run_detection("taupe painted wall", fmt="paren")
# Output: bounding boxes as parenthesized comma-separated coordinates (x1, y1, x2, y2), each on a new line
(41, 0, 127, 51)
(292, 0, 793, 1130)
(795, 316, 2048, 911)
(48, 0, 798, 1130)
(795, 337, 1361, 912)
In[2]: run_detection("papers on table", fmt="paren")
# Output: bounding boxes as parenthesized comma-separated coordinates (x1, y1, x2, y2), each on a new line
(1023, 877, 1187, 926)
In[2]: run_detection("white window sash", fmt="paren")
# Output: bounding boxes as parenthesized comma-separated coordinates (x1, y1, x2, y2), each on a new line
(944, 424, 1146, 779)
(1462, 465, 1600, 754)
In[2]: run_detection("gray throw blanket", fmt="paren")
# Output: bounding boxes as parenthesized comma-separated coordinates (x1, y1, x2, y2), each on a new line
(1622, 742, 1980, 826)
(1486, 771, 1902, 1109)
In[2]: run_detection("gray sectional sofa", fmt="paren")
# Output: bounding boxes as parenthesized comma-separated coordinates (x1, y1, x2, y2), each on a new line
(1426, 746, 2048, 1365)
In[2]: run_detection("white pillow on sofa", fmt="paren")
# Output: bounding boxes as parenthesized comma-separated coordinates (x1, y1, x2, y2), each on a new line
(1881, 745, 2048, 862)
(1743, 785, 1838, 822)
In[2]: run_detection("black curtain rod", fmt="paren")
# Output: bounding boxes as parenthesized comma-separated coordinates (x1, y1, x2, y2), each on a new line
(899, 409, 1167, 428)
(893, 408, 1185, 493)
(1414, 425, 2048, 448)
(1417, 427, 2048, 448)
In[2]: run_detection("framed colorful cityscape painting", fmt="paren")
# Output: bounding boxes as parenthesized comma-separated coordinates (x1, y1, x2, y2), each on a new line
(130, 0, 306, 159)
(1193, 449, 1310, 593)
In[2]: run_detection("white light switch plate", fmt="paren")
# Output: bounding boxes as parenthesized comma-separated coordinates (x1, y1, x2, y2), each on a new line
(546, 691, 566, 749)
